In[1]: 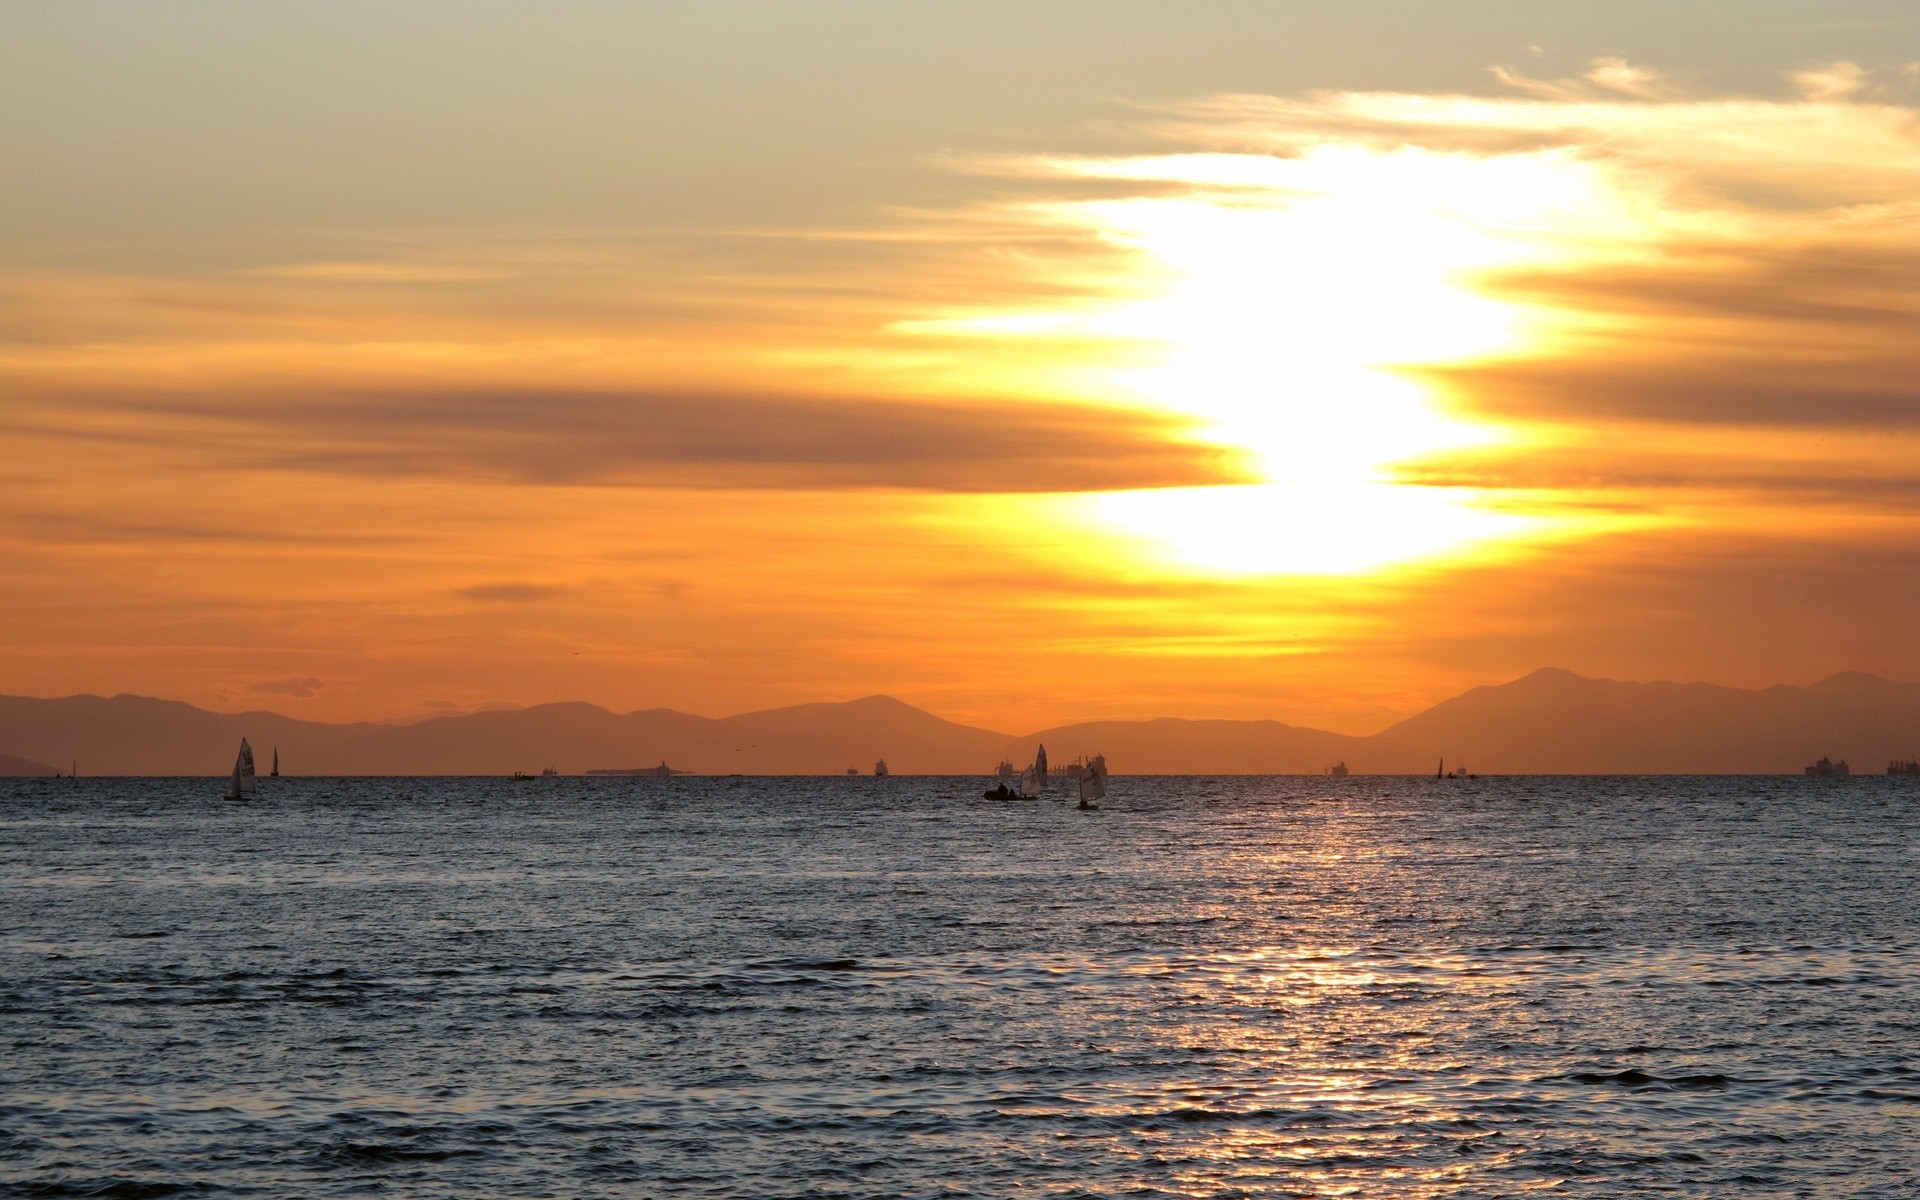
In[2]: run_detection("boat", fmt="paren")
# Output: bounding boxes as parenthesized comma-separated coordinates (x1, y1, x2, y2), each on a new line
(583, 762, 682, 777)
(1888, 758, 1920, 777)
(874, 759, 889, 777)
(994, 760, 1016, 780)
(1805, 757, 1850, 778)
(1018, 744, 1048, 798)
(271, 747, 279, 778)
(1328, 761, 1349, 778)
(1077, 753, 1107, 809)
(846, 767, 859, 776)
(541, 767, 559, 778)
(223, 738, 257, 799)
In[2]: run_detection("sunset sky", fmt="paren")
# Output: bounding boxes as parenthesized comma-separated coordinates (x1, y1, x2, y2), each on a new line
(3, 2, 1918, 733)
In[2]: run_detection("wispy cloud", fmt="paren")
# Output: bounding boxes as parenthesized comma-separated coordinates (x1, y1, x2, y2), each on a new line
(3, 384, 1248, 494)
(982, 65, 1919, 489)
(252, 677, 324, 697)
(456, 583, 569, 603)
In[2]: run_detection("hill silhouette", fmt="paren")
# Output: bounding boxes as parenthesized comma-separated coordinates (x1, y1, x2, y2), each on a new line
(997, 717, 1428, 776)
(1384, 667, 1920, 774)
(0, 751, 57, 776)
(0, 692, 1006, 776)
(3, 669, 1919, 775)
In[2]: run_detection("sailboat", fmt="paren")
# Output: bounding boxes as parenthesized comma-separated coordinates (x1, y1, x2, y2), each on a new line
(1077, 753, 1107, 808)
(1019, 743, 1048, 798)
(271, 747, 279, 778)
(223, 738, 257, 800)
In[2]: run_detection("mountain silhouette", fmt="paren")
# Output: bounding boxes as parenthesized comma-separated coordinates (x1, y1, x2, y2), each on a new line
(1383, 667, 1920, 774)
(0, 751, 58, 776)
(0, 692, 1006, 776)
(3, 668, 1918, 775)
(996, 717, 1426, 776)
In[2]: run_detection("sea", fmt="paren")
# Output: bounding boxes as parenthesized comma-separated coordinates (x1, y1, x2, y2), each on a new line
(2, 775, 1917, 1198)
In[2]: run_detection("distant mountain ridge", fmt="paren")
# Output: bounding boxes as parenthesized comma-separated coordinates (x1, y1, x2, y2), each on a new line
(0, 751, 58, 777)
(3, 668, 1918, 776)
(0, 692, 1008, 777)
(1382, 667, 1920, 775)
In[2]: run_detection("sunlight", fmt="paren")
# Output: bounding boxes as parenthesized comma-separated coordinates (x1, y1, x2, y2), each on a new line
(998, 144, 1609, 574)
(1087, 482, 1543, 576)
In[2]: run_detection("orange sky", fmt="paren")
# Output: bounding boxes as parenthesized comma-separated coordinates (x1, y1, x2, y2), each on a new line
(3, 8, 1919, 733)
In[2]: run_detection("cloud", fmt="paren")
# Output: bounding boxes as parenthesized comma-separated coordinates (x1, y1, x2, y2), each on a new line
(1583, 57, 1668, 100)
(253, 677, 325, 697)
(7, 385, 1250, 495)
(929, 70, 1920, 585)
(457, 583, 569, 602)
(1793, 61, 1869, 102)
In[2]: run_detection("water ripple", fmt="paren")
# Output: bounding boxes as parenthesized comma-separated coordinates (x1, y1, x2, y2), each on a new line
(3, 775, 1919, 1196)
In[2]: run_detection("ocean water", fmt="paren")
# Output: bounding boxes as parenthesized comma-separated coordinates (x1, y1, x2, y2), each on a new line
(2, 776, 1918, 1198)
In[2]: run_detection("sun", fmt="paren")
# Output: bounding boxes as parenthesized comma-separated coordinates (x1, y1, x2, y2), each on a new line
(964, 143, 1608, 576)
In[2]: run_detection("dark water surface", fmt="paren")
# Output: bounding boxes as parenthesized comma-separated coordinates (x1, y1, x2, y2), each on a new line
(3, 776, 1918, 1197)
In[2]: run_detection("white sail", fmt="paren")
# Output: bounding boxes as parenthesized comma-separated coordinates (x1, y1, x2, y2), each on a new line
(236, 738, 257, 795)
(1035, 743, 1048, 781)
(1019, 764, 1042, 797)
(223, 740, 247, 800)
(1079, 754, 1107, 802)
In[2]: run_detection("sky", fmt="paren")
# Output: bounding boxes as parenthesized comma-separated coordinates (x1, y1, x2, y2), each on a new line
(2, 1, 1918, 733)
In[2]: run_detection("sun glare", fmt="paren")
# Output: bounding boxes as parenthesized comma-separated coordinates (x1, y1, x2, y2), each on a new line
(984, 144, 1610, 575)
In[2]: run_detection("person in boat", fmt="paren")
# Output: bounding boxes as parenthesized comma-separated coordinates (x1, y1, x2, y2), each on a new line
(983, 782, 1016, 800)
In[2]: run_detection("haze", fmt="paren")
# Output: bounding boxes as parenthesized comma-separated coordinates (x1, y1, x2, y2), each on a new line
(4, 2, 1918, 734)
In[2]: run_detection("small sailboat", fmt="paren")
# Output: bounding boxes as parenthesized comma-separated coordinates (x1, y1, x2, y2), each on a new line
(1018, 743, 1048, 798)
(1077, 753, 1107, 809)
(223, 738, 257, 800)
(874, 758, 889, 777)
(271, 747, 279, 778)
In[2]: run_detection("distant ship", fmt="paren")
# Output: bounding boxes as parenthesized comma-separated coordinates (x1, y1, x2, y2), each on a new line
(223, 738, 257, 800)
(1888, 758, 1920, 777)
(583, 762, 681, 777)
(874, 759, 889, 777)
(1805, 756, 1850, 778)
(1328, 762, 1349, 778)
(994, 760, 1016, 780)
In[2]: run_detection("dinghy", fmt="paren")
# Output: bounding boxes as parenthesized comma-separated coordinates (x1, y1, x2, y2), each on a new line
(1077, 753, 1107, 810)
(223, 738, 257, 800)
